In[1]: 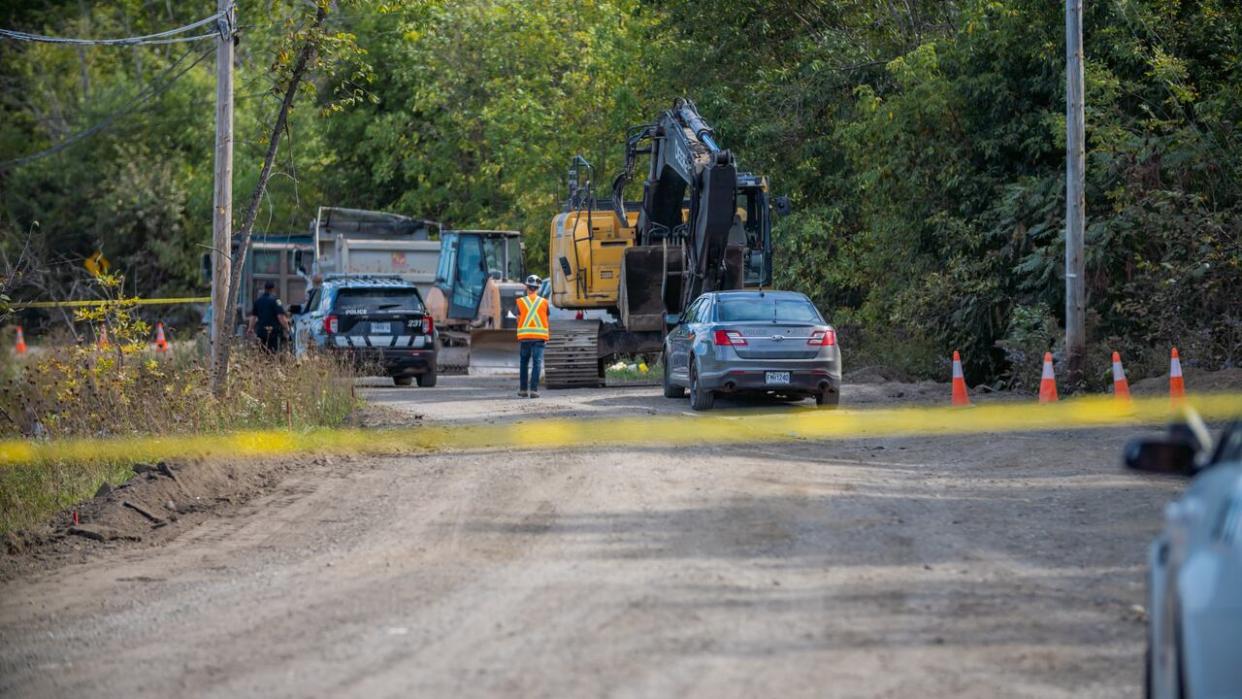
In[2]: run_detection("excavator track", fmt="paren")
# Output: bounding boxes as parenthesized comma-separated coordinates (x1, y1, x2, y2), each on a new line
(544, 320, 603, 389)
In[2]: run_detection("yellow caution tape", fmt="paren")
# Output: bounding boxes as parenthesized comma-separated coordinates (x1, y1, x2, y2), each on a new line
(12, 297, 210, 309)
(1, 393, 1239, 468)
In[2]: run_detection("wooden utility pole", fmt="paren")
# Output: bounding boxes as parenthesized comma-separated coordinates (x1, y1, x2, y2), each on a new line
(1065, 0, 1086, 388)
(209, 0, 234, 395)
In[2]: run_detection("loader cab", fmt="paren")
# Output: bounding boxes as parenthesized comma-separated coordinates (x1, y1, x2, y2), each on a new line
(433, 230, 524, 321)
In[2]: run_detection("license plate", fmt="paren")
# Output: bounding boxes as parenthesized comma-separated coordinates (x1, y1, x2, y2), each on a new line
(765, 371, 791, 385)
(370, 322, 391, 334)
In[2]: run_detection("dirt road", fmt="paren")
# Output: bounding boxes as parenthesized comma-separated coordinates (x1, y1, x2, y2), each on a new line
(0, 377, 1179, 697)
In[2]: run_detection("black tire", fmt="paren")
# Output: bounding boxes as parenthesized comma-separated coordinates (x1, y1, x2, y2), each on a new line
(1144, 643, 1152, 699)
(416, 370, 438, 388)
(689, 361, 714, 411)
(393, 375, 413, 386)
(815, 388, 840, 409)
(662, 352, 684, 398)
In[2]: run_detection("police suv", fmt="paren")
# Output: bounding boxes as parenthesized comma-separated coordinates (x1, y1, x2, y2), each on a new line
(290, 275, 438, 387)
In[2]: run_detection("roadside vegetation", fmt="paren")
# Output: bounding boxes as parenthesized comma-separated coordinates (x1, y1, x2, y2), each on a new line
(605, 357, 661, 384)
(0, 277, 357, 534)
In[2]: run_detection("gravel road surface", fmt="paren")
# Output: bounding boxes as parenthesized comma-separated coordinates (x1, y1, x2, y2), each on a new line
(0, 377, 1179, 697)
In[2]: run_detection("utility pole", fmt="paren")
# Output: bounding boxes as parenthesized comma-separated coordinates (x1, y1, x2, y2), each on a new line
(209, 0, 234, 395)
(1065, 0, 1086, 389)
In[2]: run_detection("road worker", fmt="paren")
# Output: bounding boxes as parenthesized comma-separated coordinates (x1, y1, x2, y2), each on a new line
(516, 274, 549, 398)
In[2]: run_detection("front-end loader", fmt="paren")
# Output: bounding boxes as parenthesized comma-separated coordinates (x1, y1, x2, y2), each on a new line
(424, 230, 527, 374)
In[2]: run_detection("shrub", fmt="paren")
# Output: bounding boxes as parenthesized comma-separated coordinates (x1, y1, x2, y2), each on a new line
(0, 342, 358, 533)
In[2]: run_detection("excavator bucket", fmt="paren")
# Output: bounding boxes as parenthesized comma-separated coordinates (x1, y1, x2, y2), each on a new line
(619, 245, 683, 332)
(467, 328, 519, 375)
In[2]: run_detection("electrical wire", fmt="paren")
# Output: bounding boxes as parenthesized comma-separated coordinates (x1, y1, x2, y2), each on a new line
(0, 46, 214, 171)
(0, 7, 230, 47)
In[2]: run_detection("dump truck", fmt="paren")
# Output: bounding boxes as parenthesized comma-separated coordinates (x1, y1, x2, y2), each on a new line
(201, 234, 314, 334)
(298, 207, 442, 300)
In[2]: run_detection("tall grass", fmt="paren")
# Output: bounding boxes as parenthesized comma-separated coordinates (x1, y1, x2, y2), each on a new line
(0, 343, 358, 533)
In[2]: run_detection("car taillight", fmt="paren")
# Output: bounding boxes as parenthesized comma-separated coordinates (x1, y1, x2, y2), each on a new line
(713, 329, 747, 346)
(324, 315, 338, 334)
(422, 316, 433, 334)
(808, 328, 837, 346)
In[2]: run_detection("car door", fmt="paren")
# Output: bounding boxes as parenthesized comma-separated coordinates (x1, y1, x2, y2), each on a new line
(667, 297, 704, 381)
(292, 287, 325, 356)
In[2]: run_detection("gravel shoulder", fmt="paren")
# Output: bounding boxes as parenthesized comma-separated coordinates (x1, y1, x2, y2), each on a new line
(0, 376, 1181, 697)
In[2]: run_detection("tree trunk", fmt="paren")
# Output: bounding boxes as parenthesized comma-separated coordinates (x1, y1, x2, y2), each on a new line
(215, 6, 327, 393)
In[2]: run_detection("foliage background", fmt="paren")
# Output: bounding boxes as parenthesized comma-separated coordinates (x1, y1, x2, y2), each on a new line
(2, 0, 1239, 385)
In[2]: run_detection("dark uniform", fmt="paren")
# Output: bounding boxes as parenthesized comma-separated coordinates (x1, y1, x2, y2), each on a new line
(251, 292, 287, 353)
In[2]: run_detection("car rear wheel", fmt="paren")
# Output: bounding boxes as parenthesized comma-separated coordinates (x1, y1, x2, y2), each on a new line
(689, 361, 714, 411)
(815, 389, 840, 409)
(662, 352, 684, 398)
(417, 370, 438, 388)
(393, 375, 413, 386)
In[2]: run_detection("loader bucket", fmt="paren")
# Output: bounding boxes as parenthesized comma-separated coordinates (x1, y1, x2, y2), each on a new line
(468, 328, 520, 375)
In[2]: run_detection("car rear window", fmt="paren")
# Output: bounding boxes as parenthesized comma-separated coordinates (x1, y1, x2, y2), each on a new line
(333, 288, 424, 314)
(716, 297, 822, 323)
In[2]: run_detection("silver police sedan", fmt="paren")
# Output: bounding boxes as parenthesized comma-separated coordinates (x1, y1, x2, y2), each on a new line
(662, 290, 841, 411)
(1127, 417, 1242, 698)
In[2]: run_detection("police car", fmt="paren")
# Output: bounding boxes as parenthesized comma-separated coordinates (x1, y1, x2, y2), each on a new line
(290, 275, 438, 387)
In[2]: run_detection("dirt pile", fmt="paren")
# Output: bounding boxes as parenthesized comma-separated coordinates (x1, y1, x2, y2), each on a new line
(844, 365, 914, 384)
(1, 455, 321, 581)
(1131, 366, 1242, 395)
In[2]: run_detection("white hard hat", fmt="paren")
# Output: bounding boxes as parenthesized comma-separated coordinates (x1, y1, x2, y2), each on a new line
(525, 274, 542, 288)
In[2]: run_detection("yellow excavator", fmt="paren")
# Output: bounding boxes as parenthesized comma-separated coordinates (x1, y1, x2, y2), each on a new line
(543, 98, 784, 387)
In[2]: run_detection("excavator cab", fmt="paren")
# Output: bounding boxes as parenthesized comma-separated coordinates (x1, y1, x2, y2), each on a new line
(734, 176, 774, 288)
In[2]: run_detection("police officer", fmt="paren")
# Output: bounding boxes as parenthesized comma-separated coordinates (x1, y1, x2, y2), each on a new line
(247, 281, 290, 353)
(516, 274, 549, 398)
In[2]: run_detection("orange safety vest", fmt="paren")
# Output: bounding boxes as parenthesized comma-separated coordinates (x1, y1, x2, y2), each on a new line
(516, 293, 549, 341)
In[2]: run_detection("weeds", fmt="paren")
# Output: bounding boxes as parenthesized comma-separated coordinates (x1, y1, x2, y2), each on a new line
(0, 341, 358, 533)
(605, 356, 661, 383)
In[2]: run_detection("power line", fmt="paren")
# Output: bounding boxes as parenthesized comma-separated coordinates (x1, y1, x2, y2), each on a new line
(0, 46, 214, 171)
(0, 29, 220, 46)
(0, 7, 229, 47)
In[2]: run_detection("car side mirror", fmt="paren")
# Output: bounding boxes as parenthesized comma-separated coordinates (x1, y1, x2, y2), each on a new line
(1124, 438, 1199, 476)
(773, 196, 792, 217)
(288, 304, 302, 315)
(665, 312, 681, 327)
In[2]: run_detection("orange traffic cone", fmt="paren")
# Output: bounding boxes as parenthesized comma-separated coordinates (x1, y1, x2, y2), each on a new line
(1169, 348, 1185, 404)
(951, 351, 970, 406)
(1111, 352, 1130, 401)
(14, 326, 27, 355)
(154, 322, 169, 352)
(1038, 352, 1058, 403)
(96, 325, 109, 349)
